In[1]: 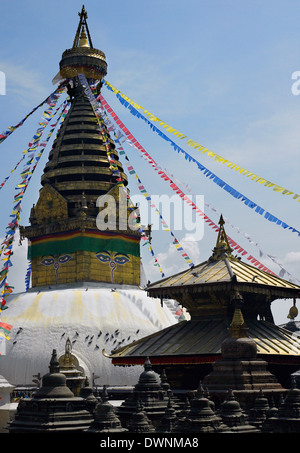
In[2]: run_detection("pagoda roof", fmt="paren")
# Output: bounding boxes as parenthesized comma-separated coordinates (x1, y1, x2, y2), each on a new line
(147, 216, 300, 301)
(108, 317, 300, 365)
(147, 255, 300, 299)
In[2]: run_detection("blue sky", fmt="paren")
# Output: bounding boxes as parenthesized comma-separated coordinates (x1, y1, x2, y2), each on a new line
(0, 0, 299, 324)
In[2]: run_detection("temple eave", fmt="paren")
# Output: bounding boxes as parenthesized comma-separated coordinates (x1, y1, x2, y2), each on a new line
(111, 353, 300, 367)
(111, 354, 220, 366)
(147, 282, 300, 300)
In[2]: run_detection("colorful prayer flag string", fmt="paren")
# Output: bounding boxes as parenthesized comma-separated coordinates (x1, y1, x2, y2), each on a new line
(0, 321, 12, 341)
(163, 169, 299, 282)
(104, 80, 300, 203)
(102, 87, 300, 238)
(0, 81, 67, 146)
(25, 261, 31, 291)
(78, 75, 165, 279)
(99, 94, 277, 276)
(95, 95, 195, 269)
(0, 93, 68, 312)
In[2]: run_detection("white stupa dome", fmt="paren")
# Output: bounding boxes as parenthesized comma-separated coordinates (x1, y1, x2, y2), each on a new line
(0, 282, 178, 387)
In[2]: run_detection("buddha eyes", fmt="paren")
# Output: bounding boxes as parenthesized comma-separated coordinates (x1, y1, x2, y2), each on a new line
(41, 252, 129, 269)
(58, 254, 72, 264)
(41, 257, 55, 266)
(95, 252, 129, 265)
(96, 253, 111, 263)
(114, 256, 129, 265)
(41, 255, 72, 266)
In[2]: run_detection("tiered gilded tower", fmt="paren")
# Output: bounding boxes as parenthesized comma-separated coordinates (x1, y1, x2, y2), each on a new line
(21, 6, 141, 288)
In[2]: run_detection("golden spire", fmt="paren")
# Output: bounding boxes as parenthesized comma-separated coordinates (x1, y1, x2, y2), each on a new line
(54, 4, 107, 83)
(228, 307, 248, 338)
(228, 291, 248, 338)
(78, 26, 89, 48)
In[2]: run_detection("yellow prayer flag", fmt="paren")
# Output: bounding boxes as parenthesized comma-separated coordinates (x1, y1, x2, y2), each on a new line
(273, 185, 285, 193)
(256, 177, 267, 185)
(187, 139, 198, 147)
(207, 150, 216, 158)
(173, 132, 187, 139)
(165, 126, 177, 133)
(104, 79, 298, 202)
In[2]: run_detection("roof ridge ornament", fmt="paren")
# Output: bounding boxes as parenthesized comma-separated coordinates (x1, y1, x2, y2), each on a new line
(210, 214, 233, 260)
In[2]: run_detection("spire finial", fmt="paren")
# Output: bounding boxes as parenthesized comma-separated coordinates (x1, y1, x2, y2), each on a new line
(79, 4, 88, 20)
(49, 349, 60, 373)
(211, 215, 233, 260)
(72, 5, 93, 49)
(144, 356, 152, 371)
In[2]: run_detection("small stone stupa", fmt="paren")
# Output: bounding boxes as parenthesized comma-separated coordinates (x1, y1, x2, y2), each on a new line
(117, 357, 169, 428)
(8, 350, 93, 432)
(175, 382, 223, 433)
(127, 400, 155, 433)
(268, 376, 300, 433)
(219, 389, 260, 433)
(155, 397, 178, 433)
(87, 387, 128, 433)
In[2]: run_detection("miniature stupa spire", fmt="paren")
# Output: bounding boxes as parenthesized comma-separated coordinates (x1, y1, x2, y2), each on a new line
(228, 290, 248, 339)
(211, 214, 233, 260)
(78, 26, 89, 48)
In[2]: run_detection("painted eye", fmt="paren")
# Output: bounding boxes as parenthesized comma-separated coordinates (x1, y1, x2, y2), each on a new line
(41, 257, 55, 266)
(58, 254, 72, 264)
(114, 255, 129, 265)
(96, 253, 111, 263)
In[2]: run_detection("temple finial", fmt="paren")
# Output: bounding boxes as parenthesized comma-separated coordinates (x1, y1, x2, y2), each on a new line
(219, 214, 225, 226)
(79, 5, 88, 20)
(73, 5, 93, 49)
(211, 215, 233, 260)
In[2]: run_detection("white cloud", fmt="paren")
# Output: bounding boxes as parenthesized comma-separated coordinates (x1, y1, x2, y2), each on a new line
(283, 251, 300, 264)
(0, 61, 48, 106)
(144, 233, 201, 283)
